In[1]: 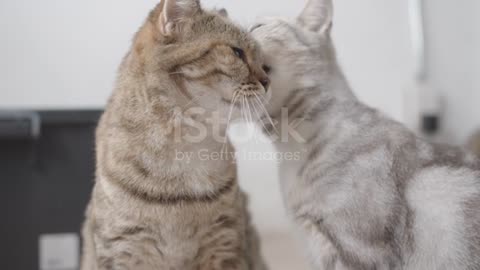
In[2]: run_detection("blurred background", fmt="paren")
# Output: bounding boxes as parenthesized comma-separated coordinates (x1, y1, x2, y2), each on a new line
(1, 0, 479, 269)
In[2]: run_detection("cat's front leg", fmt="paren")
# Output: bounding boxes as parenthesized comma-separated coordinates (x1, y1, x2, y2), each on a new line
(93, 242, 155, 270)
(199, 225, 250, 270)
(302, 219, 343, 270)
(91, 224, 167, 270)
(199, 257, 248, 270)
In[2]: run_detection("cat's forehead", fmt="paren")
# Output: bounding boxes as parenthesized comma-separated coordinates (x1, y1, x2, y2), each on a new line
(251, 18, 295, 34)
(250, 18, 303, 44)
(190, 12, 257, 49)
(250, 18, 318, 51)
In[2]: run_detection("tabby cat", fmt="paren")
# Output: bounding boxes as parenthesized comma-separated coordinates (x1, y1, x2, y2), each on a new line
(81, 0, 269, 269)
(252, 0, 480, 269)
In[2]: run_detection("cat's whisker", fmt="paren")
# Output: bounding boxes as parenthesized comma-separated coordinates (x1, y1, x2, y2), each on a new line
(222, 92, 239, 154)
(252, 92, 279, 135)
(221, 92, 240, 155)
(256, 92, 269, 103)
(166, 88, 209, 115)
(249, 94, 265, 123)
(250, 98, 267, 143)
(245, 97, 259, 143)
(225, 92, 239, 128)
(241, 95, 248, 124)
(242, 95, 256, 140)
(250, 97, 273, 138)
(244, 96, 259, 142)
(245, 95, 255, 124)
(254, 101, 275, 139)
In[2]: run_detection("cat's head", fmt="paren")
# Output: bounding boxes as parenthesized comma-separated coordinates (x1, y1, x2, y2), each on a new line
(251, 0, 337, 114)
(129, 0, 270, 116)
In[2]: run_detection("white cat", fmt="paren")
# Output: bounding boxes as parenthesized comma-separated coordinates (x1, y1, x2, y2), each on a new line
(252, 0, 480, 269)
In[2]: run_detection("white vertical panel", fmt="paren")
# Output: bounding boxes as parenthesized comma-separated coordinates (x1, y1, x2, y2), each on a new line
(423, 0, 479, 144)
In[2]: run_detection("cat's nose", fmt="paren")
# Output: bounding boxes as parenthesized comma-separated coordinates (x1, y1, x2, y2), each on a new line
(259, 77, 270, 91)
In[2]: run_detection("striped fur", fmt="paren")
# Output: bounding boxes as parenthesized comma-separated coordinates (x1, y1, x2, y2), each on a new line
(252, 0, 480, 269)
(80, 1, 269, 269)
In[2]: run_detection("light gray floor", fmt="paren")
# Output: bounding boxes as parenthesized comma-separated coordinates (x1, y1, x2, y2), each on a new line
(260, 232, 310, 270)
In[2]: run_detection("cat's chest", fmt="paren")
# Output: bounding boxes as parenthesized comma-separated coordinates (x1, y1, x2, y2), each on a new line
(274, 138, 342, 216)
(102, 206, 240, 269)
(128, 230, 201, 268)
(275, 141, 308, 195)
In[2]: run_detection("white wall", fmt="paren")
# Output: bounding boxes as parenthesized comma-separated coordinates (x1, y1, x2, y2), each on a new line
(334, 0, 413, 122)
(423, 0, 480, 144)
(0, 0, 412, 118)
(0, 0, 159, 109)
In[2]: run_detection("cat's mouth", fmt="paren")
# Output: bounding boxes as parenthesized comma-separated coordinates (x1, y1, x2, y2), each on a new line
(222, 89, 266, 105)
(220, 90, 272, 126)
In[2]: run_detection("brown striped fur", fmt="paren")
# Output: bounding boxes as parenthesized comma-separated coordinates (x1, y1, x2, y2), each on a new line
(80, 1, 269, 269)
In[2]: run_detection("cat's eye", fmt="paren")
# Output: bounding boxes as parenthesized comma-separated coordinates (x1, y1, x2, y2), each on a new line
(263, 65, 272, 74)
(231, 47, 245, 60)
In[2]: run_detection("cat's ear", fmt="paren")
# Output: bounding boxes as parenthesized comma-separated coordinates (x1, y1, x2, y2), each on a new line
(298, 0, 333, 34)
(158, 0, 201, 36)
(216, 8, 229, 18)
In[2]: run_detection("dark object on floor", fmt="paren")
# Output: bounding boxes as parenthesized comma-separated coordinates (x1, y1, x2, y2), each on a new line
(0, 110, 101, 270)
(421, 114, 440, 135)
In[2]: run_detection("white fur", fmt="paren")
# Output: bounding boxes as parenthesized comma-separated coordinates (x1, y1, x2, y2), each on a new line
(405, 167, 479, 270)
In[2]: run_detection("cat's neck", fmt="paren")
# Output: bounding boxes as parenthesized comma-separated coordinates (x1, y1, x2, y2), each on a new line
(110, 69, 235, 174)
(157, 96, 234, 167)
(101, 83, 236, 205)
(319, 69, 357, 104)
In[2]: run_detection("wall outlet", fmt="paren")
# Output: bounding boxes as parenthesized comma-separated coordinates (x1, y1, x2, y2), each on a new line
(39, 233, 79, 270)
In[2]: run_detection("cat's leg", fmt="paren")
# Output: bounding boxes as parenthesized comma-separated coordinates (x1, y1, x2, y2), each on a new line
(312, 236, 340, 270)
(199, 214, 252, 270)
(80, 203, 98, 270)
(199, 250, 249, 270)
(93, 237, 158, 270)
(91, 222, 166, 270)
(301, 210, 401, 270)
(303, 220, 344, 270)
(80, 219, 98, 270)
(199, 230, 256, 270)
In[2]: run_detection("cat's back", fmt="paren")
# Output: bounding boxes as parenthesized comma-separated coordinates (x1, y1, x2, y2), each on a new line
(310, 106, 480, 269)
(339, 115, 480, 269)
(357, 112, 480, 269)
(404, 141, 480, 269)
